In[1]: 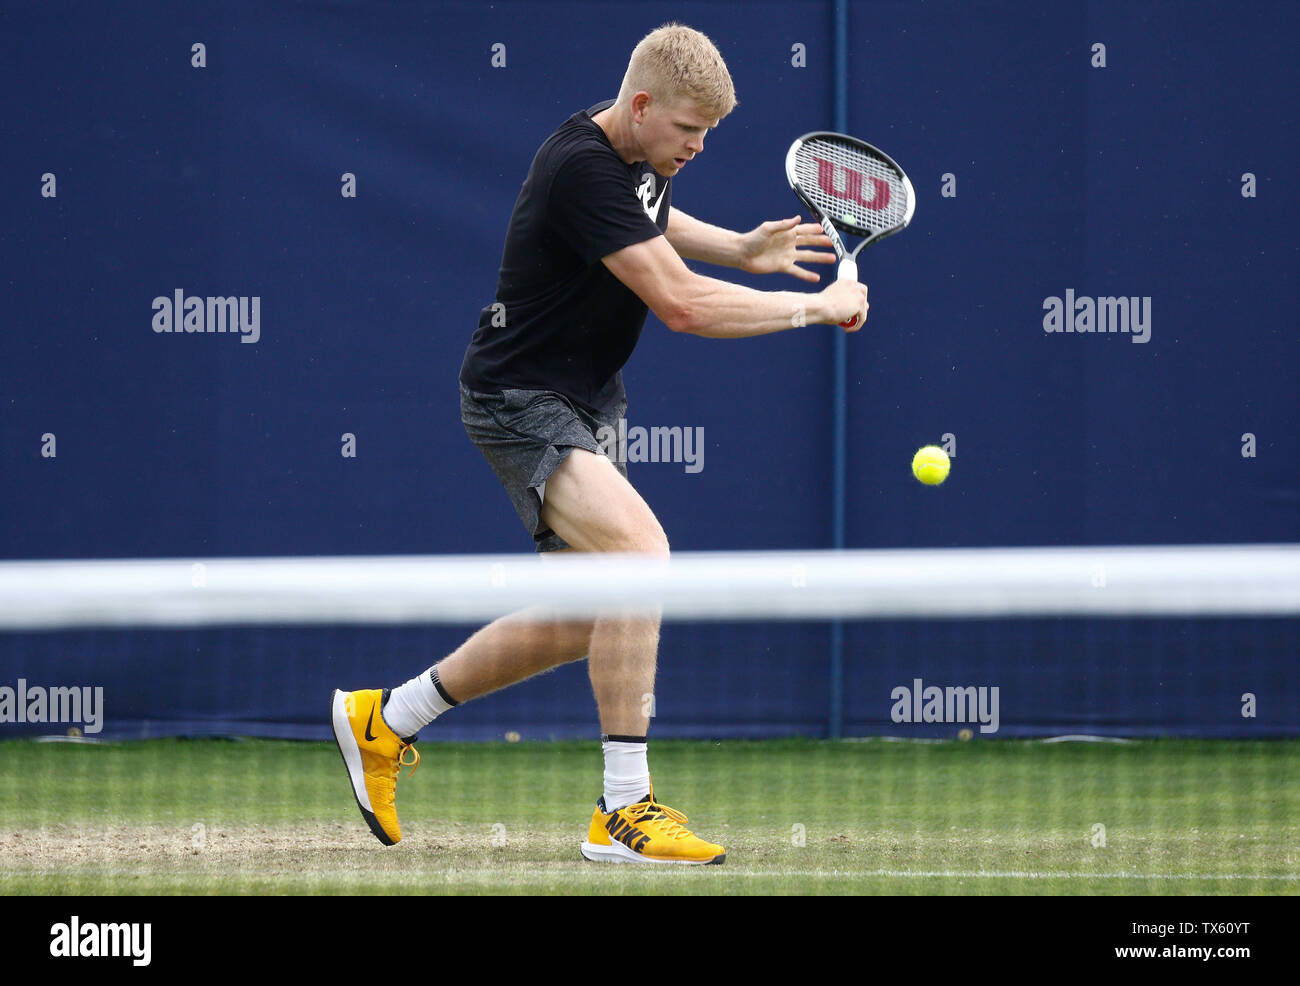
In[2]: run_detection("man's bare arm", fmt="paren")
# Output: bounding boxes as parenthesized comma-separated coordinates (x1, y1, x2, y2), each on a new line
(663, 208, 745, 266)
(664, 207, 837, 283)
(603, 234, 865, 339)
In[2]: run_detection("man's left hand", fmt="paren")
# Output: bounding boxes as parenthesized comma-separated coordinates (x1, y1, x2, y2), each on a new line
(738, 216, 837, 282)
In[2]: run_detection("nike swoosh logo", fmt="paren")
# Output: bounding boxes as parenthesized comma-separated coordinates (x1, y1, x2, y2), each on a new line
(364, 705, 379, 742)
(637, 175, 666, 223)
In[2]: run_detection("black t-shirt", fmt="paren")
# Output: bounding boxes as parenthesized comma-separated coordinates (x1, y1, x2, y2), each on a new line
(459, 99, 671, 414)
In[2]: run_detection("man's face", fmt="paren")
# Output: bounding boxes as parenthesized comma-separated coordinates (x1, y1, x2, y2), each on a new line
(634, 94, 718, 177)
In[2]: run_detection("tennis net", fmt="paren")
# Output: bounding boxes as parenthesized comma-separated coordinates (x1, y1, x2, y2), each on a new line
(0, 544, 1295, 740)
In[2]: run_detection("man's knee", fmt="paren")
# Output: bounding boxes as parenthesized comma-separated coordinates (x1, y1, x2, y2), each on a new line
(548, 618, 596, 659)
(605, 521, 669, 558)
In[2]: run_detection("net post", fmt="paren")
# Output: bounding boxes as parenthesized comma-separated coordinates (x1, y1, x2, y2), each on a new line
(829, 0, 850, 741)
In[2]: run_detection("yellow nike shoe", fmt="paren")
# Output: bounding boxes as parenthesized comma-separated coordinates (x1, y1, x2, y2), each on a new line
(581, 786, 725, 865)
(331, 688, 419, 846)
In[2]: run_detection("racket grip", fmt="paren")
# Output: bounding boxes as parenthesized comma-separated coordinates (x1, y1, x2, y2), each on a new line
(837, 257, 860, 328)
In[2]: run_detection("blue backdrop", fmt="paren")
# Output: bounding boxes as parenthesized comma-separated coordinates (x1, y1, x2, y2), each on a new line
(1, 1, 1296, 740)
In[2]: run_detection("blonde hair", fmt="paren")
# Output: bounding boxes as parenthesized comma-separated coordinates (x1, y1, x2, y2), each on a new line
(617, 24, 737, 120)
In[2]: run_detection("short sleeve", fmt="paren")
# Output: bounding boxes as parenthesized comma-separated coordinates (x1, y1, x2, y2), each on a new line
(547, 150, 663, 265)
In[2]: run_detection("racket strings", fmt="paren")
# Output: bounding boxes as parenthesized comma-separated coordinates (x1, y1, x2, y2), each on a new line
(794, 139, 910, 232)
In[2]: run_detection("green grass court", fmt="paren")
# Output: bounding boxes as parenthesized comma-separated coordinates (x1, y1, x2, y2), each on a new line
(2, 737, 1296, 895)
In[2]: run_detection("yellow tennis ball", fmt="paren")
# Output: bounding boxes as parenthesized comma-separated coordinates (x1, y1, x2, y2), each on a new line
(911, 445, 950, 485)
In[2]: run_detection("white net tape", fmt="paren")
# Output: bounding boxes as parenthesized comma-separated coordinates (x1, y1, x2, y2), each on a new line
(0, 545, 1295, 629)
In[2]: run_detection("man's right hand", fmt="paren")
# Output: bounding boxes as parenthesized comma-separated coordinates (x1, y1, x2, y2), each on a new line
(817, 278, 869, 330)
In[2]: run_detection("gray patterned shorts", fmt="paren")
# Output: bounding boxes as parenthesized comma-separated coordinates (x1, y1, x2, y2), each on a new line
(460, 383, 628, 552)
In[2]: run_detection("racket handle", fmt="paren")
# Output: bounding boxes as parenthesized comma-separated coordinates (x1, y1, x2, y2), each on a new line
(837, 257, 860, 328)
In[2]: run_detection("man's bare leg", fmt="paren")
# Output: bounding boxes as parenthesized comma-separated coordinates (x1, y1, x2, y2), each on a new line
(532, 451, 721, 861)
(347, 448, 721, 859)
(388, 448, 666, 816)
(385, 448, 666, 733)
(531, 448, 667, 738)
(434, 606, 594, 702)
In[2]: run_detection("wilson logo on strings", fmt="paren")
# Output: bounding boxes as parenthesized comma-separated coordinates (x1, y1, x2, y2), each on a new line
(813, 157, 891, 211)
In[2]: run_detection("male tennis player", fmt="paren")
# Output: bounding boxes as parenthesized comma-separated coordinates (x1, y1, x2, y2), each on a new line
(332, 24, 867, 863)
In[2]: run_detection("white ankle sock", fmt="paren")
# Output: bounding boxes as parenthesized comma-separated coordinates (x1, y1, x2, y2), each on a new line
(602, 738, 650, 811)
(382, 666, 457, 739)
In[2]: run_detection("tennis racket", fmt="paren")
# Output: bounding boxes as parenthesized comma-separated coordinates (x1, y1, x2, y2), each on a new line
(786, 132, 915, 327)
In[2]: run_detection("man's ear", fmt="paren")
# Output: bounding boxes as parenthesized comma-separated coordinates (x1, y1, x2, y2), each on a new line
(631, 91, 653, 124)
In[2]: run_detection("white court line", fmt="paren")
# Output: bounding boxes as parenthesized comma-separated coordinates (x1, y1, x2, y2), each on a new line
(11, 867, 1295, 882)
(842, 870, 1297, 881)
(432, 869, 1300, 881)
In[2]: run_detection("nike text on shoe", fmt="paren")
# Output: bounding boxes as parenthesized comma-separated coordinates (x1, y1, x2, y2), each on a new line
(331, 688, 419, 845)
(580, 791, 725, 865)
